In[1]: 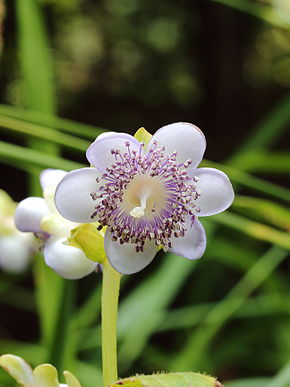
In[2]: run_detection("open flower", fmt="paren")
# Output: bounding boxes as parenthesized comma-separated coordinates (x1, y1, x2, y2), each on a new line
(55, 123, 234, 274)
(0, 190, 34, 273)
(0, 354, 82, 387)
(15, 169, 98, 279)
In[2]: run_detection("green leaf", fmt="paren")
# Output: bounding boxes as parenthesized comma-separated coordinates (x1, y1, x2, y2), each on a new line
(108, 372, 220, 387)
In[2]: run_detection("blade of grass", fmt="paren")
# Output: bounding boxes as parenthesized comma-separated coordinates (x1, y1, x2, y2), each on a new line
(0, 104, 105, 139)
(233, 195, 290, 232)
(158, 293, 290, 332)
(228, 151, 290, 175)
(0, 140, 83, 171)
(0, 115, 90, 151)
(210, 212, 290, 251)
(15, 0, 65, 367)
(210, 0, 290, 29)
(171, 246, 288, 371)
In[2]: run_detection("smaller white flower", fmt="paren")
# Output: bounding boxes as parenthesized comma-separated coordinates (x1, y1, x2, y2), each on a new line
(15, 169, 98, 279)
(0, 190, 34, 273)
(0, 354, 82, 387)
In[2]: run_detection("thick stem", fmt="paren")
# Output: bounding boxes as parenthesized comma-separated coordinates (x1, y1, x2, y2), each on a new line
(101, 260, 121, 387)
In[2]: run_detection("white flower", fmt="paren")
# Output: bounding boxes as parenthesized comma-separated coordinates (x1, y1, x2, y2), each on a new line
(0, 190, 34, 273)
(15, 169, 98, 279)
(0, 354, 82, 387)
(55, 123, 234, 275)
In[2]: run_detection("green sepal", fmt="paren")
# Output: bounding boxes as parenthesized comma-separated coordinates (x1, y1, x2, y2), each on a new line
(107, 372, 222, 387)
(68, 224, 106, 264)
(134, 127, 152, 148)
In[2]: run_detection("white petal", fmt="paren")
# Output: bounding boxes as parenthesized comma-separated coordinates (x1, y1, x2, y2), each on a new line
(0, 234, 32, 273)
(44, 237, 97, 279)
(40, 169, 67, 191)
(104, 230, 157, 274)
(191, 167, 234, 216)
(168, 217, 206, 260)
(54, 168, 101, 223)
(148, 122, 206, 167)
(0, 354, 34, 385)
(15, 197, 50, 232)
(86, 133, 141, 172)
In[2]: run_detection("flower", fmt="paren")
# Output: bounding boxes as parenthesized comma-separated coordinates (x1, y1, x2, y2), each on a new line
(15, 169, 98, 279)
(0, 354, 82, 387)
(55, 123, 234, 275)
(0, 190, 34, 273)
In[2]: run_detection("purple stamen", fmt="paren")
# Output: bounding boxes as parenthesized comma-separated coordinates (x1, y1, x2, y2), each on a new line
(90, 140, 200, 250)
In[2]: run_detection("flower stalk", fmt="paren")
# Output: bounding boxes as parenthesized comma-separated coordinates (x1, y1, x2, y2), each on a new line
(101, 259, 121, 387)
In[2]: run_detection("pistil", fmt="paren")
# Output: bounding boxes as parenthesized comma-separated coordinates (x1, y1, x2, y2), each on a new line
(130, 191, 149, 218)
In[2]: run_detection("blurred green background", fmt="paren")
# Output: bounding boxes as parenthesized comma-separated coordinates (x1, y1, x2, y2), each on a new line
(0, 0, 289, 386)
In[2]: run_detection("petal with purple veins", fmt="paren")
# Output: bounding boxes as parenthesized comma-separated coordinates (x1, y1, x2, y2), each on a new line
(86, 133, 141, 173)
(15, 197, 50, 233)
(148, 122, 206, 167)
(168, 217, 206, 260)
(55, 167, 101, 223)
(104, 230, 158, 274)
(191, 167, 235, 216)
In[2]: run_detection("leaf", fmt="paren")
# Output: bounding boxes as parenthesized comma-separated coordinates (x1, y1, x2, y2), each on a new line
(108, 372, 220, 387)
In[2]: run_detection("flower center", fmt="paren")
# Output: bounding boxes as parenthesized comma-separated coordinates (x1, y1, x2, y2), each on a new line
(90, 140, 200, 252)
(122, 174, 167, 218)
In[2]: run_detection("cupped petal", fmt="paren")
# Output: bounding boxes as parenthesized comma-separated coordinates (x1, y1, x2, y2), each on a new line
(0, 234, 32, 273)
(63, 371, 82, 387)
(0, 354, 34, 385)
(104, 230, 158, 274)
(86, 133, 141, 173)
(15, 197, 50, 233)
(40, 169, 67, 191)
(33, 364, 59, 387)
(55, 168, 101, 223)
(148, 122, 206, 167)
(168, 217, 206, 260)
(191, 167, 234, 216)
(44, 237, 97, 279)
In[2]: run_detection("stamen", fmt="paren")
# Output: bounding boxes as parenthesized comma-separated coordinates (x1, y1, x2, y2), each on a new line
(90, 139, 200, 251)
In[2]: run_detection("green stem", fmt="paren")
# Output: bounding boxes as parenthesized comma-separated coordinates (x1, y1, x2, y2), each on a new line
(101, 260, 121, 387)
